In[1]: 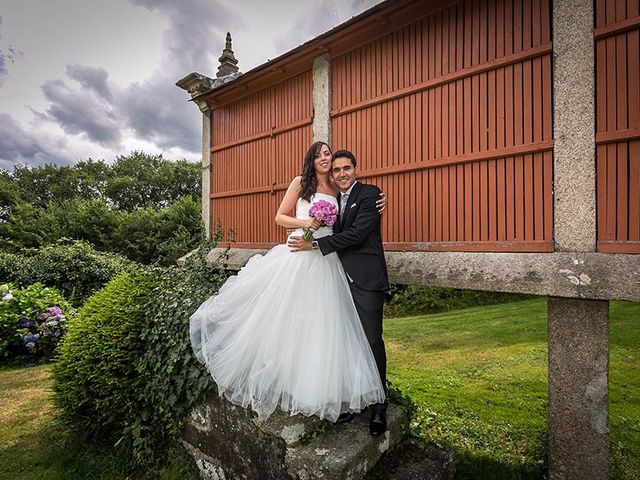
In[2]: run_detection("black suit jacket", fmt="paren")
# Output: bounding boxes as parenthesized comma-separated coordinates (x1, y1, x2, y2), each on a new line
(317, 182, 389, 292)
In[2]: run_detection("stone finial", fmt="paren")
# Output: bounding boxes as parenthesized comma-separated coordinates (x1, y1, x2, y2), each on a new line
(217, 32, 239, 78)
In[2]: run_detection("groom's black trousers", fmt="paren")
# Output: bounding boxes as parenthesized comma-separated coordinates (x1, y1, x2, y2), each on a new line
(349, 283, 387, 389)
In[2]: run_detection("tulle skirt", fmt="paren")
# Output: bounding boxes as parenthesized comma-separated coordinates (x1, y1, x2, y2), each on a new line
(189, 243, 385, 422)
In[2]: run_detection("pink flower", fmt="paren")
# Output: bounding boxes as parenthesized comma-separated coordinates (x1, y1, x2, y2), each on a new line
(302, 200, 338, 241)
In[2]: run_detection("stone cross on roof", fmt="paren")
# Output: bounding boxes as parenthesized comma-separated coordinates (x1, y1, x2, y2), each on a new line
(217, 32, 239, 78)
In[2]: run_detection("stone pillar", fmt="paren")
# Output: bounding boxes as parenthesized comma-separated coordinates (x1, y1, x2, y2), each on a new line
(312, 53, 331, 144)
(201, 106, 212, 238)
(548, 298, 609, 479)
(553, 0, 596, 252)
(550, 0, 608, 478)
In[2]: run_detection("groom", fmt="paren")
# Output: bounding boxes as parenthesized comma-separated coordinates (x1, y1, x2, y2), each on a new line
(288, 149, 389, 436)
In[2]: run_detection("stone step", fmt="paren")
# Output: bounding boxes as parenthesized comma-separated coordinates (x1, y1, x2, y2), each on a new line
(182, 392, 409, 480)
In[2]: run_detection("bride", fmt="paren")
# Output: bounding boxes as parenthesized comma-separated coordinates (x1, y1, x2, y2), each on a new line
(189, 141, 386, 422)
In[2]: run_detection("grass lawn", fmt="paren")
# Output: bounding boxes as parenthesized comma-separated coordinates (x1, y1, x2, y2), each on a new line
(0, 363, 200, 480)
(0, 298, 637, 479)
(385, 298, 640, 480)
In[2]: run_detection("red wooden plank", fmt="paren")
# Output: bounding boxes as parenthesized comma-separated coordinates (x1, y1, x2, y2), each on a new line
(443, 165, 451, 241)
(497, 157, 507, 240)
(480, 0, 488, 63)
(617, 142, 629, 240)
(429, 167, 436, 241)
(480, 71, 488, 151)
(449, 81, 456, 158)
(606, 143, 618, 240)
(457, 78, 464, 155)
(533, 57, 543, 142)
(469, 0, 480, 65)
(523, 59, 533, 144)
(435, 166, 443, 241)
(595, 147, 605, 243)
(542, 54, 552, 141)
(489, 69, 497, 150)
(506, 156, 516, 240)
(449, 165, 457, 241)
(456, 2, 464, 72)
(504, 0, 513, 55)
(514, 59, 523, 142)
(630, 140, 640, 240)
(488, 0, 496, 61)
(615, 0, 627, 22)
(435, 85, 442, 159)
(532, 0, 541, 46)
(473, 161, 481, 240)
(616, 33, 628, 131)
(596, 0, 606, 28)
(514, 0, 523, 53)
(480, 159, 489, 240)
(541, 152, 553, 241)
(455, 164, 464, 240)
(496, 66, 513, 148)
(606, 36, 617, 132)
(628, 29, 639, 129)
(430, 86, 436, 159)
(464, 163, 473, 240)
(464, 0, 472, 68)
(443, 84, 450, 159)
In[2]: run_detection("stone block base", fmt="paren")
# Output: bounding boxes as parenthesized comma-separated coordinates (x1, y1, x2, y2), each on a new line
(182, 392, 409, 480)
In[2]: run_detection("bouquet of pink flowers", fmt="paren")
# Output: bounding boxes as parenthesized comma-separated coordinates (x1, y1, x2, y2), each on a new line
(302, 199, 338, 241)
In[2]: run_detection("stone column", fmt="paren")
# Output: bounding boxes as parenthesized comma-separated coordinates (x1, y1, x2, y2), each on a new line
(200, 106, 212, 238)
(550, 0, 608, 478)
(312, 53, 331, 144)
(548, 298, 609, 479)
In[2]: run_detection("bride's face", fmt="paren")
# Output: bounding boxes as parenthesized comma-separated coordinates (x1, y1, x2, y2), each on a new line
(314, 144, 332, 174)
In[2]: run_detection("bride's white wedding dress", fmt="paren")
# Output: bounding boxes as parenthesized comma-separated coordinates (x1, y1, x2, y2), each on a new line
(189, 192, 385, 422)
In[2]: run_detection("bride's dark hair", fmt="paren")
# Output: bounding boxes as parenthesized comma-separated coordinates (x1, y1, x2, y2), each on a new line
(299, 141, 331, 202)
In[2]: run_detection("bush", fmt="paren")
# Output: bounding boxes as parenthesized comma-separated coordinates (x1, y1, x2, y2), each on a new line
(52, 270, 159, 440)
(0, 240, 136, 306)
(383, 284, 530, 318)
(0, 282, 73, 359)
(127, 242, 227, 464)
(51, 241, 228, 466)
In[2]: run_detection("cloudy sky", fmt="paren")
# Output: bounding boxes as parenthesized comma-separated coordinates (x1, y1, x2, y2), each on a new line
(0, 0, 379, 170)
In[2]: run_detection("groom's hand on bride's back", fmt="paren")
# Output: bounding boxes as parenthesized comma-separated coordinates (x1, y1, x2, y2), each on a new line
(376, 192, 387, 214)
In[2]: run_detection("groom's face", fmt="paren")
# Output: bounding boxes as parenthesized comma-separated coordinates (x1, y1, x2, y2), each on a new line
(332, 157, 357, 192)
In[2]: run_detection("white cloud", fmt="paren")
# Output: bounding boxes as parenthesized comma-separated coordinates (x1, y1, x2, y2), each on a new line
(0, 0, 384, 170)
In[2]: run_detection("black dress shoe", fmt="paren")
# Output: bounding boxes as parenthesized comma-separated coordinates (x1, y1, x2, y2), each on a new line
(336, 412, 357, 424)
(369, 403, 387, 436)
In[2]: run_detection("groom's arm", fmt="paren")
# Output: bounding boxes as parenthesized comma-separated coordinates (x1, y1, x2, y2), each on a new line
(316, 187, 380, 255)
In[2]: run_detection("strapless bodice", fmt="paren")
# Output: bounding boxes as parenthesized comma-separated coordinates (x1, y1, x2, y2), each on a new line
(289, 192, 338, 239)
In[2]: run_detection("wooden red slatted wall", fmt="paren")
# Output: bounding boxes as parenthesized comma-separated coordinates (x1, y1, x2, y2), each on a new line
(331, 0, 554, 251)
(210, 72, 313, 247)
(595, 0, 640, 253)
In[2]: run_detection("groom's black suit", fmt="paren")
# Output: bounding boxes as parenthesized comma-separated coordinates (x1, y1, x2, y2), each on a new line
(316, 181, 389, 387)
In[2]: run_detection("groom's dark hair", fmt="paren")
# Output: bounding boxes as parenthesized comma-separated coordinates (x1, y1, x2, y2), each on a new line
(332, 149, 357, 168)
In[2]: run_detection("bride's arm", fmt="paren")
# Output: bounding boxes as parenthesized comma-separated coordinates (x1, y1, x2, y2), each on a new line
(275, 177, 318, 229)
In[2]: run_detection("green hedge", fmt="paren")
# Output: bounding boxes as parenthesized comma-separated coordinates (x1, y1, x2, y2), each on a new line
(383, 284, 530, 318)
(127, 246, 227, 463)
(0, 240, 135, 306)
(52, 270, 159, 439)
(52, 243, 228, 465)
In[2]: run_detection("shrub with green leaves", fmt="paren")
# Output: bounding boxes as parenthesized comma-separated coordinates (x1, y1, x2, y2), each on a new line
(51, 243, 227, 465)
(52, 270, 159, 440)
(127, 243, 227, 464)
(384, 284, 530, 318)
(0, 239, 135, 306)
(0, 282, 73, 358)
